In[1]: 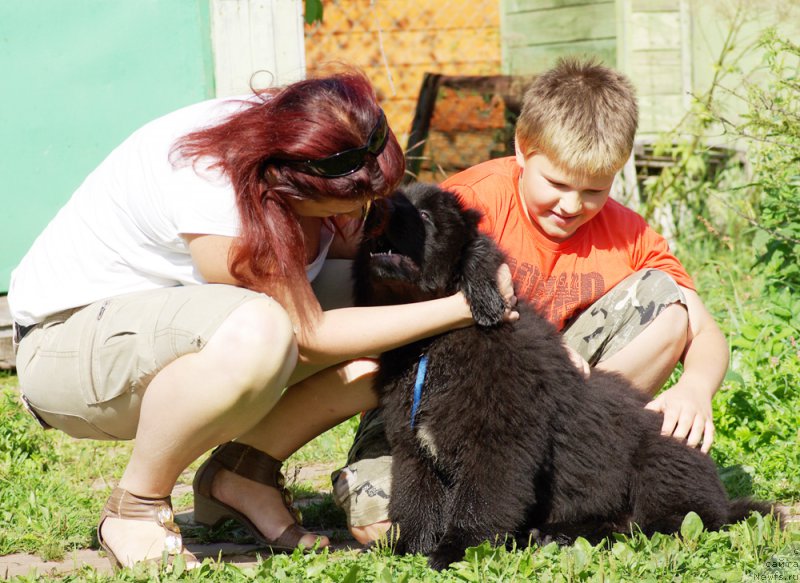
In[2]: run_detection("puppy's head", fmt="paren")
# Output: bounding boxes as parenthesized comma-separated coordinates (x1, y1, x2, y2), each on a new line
(354, 183, 507, 326)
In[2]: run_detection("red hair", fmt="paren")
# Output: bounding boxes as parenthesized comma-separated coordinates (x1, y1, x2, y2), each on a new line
(171, 70, 405, 322)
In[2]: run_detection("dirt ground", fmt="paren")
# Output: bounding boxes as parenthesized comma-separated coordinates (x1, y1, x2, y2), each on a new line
(0, 462, 362, 579)
(0, 516, 362, 579)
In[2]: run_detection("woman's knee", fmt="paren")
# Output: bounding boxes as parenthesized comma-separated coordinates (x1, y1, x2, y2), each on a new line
(337, 358, 379, 384)
(203, 297, 298, 397)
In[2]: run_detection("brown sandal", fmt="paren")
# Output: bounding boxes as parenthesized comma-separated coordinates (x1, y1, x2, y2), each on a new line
(193, 442, 320, 552)
(97, 487, 198, 569)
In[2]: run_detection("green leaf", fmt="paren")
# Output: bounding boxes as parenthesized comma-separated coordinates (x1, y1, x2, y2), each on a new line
(341, 564, 361, 583)
(724, 369, 745, 384)
(378, 566, 394, 583)
(304, 0, 323, 25)
(680, 511, 704, 541)
(741, 324, 762, 341)
(172, 552, 186, 577)
(570, 537, 593, 572)
(464, 540, 494, 563)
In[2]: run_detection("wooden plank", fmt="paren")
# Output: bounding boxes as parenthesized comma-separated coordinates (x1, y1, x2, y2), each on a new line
(504, 3, 616, 47)
(631, 0, 678, 11)
(630, 11, 681, 51)
(505, 0, 608, 13)
(0, 296, 14, 370)
(306, 28, 501, 68)
(679, 0, 693, 109)
(312, 0, 499, 32)
(0, 332, 13, 370)
(631, 49, 683, 95)
(211, 0, 305, 96)
(505, 38, 616, 75)
(637, 94, 684, 137)
(616, 0, 632, 73)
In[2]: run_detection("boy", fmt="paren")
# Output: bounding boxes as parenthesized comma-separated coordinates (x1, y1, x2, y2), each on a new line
(333, 58, 729, 544)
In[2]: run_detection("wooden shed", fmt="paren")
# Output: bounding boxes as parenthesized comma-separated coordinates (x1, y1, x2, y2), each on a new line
(502, 0, 800, 140)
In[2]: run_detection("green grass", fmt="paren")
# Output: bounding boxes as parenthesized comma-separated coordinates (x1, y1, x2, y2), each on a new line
(1, 236, 798, 581)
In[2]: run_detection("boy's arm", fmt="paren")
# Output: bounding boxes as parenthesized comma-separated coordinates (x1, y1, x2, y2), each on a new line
(644, 287, 729, 453)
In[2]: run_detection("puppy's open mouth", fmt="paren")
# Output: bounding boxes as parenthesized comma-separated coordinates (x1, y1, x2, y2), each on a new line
(368, 248, 419, 271)
(365, 238, 421, 276)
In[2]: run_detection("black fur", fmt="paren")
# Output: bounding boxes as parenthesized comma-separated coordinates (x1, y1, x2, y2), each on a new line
(355, 183, 777, 570)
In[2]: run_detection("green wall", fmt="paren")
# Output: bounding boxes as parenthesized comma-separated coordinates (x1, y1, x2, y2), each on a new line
(501, 0, 617, 76)
(0, 0, 214, 292)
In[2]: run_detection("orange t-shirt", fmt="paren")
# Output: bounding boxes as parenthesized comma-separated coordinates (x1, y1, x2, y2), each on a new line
(441, 157, 695, 330)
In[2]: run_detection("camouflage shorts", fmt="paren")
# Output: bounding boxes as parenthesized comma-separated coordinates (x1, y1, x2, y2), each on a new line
(331, 268, 686, 527)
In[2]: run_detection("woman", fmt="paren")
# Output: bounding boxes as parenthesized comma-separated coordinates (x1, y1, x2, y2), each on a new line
(9, 70, 517, 568)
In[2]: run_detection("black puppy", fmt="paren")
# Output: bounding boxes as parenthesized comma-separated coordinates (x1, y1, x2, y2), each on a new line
(355, 183, 776, 570)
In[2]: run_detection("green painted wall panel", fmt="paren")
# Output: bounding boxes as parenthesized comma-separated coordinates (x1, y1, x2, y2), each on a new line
(504, 2, 616, 48)
(505, 0, 605, 11)
(504, 38, 617, 75)
(0, 0, 214, 292)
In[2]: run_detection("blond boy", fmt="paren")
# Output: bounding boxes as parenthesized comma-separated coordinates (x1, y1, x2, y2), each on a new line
(333, 58, 729, 544)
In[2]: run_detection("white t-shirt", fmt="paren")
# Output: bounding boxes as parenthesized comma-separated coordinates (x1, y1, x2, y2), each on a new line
(9, 96, 334, 325)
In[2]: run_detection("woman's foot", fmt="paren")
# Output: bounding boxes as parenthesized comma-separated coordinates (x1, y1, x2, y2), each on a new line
(193, 443, 328, 550)
(210, 467, 329, 549)
(100, 517, 200, 568)
(97, 488, 199, 569)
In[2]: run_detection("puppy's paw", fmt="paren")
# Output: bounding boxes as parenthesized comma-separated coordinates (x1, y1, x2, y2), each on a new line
(428, 542, 465, 571)
(528, 528, 556, 546)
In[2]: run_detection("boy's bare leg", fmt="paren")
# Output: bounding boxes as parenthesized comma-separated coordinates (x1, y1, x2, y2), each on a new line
(594, 303, 688, 395)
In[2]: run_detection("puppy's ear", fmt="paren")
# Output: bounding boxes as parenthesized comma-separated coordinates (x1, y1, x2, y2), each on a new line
(457, 234, 507, 327)
(462, 207, 483, 231)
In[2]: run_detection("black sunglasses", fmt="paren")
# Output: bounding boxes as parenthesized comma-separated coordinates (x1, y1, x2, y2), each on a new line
(270, 111, 389, 178)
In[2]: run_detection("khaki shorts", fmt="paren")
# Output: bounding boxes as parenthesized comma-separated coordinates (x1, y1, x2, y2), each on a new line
(15, 284, 268, 440)
(331, 268, 686, 527)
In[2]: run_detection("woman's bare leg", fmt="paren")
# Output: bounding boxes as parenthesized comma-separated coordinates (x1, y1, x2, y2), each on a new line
(205, 359, 380, 549)
(101, 298, 299, 565)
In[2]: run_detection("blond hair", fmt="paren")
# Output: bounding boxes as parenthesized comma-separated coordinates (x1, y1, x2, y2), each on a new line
(516, 58, 638, 177)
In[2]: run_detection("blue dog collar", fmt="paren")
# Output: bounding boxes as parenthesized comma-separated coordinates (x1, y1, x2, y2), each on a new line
(410, 354, 428, 429)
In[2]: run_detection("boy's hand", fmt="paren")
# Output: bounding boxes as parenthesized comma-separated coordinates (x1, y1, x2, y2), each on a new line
(645, 380, 715, 453)
(565, 345, 591, 378)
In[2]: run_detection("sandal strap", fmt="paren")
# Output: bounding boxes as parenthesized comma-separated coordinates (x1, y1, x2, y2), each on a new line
(208, 442, 284, 489)
(271, 522, 315, 550)
(99, 487, 184, 555)
(196, 442, 302, 523)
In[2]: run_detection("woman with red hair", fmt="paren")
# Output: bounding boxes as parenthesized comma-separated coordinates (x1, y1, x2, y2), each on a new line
(9, 70, 516, 568)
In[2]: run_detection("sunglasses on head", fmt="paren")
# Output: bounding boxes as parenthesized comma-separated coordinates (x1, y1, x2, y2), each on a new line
(270, 111, 390, 178)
